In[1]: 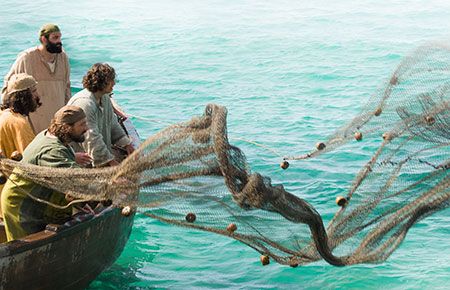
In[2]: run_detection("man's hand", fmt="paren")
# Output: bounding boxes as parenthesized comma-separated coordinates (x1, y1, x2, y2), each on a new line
(75, 152, 92, 166)
(124, 144, 135, 155)
(108, 159, 120, 167)
(65, 193, 75, 202)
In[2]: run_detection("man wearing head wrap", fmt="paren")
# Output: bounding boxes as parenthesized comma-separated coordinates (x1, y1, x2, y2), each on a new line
(0, 74, 41, 216)
(1, 105, 88, 241)
(1, 23, 71, 134)
(0, 73, 41, 159)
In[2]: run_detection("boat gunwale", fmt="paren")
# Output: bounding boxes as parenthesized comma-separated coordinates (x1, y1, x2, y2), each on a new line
(0, 206, 132, 258)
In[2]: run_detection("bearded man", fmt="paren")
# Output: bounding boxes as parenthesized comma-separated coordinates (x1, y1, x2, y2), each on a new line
(0, 73, 41, 159)
(1, 106, 88, 241)
(0, 73, 42, 217)
(1, 23, 71, 133)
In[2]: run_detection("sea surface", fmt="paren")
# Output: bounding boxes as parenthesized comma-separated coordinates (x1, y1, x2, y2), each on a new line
(1, 1, 449, 289)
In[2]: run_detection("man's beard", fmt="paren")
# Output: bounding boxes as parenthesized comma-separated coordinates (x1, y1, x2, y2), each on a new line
(30, 97, 42, 113)
(46, 42, 63, 54)
(70, 132, 86, 143)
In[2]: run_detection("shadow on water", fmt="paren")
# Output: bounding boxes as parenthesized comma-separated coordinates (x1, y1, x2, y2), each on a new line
(86, 264, 152, 290)
(86, 216, 161, 289)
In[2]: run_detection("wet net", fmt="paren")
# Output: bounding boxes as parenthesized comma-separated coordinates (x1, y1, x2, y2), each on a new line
(0, 43, 449, 266)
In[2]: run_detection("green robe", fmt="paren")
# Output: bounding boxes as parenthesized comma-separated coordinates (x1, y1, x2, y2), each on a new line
(1, 130, 78, 241)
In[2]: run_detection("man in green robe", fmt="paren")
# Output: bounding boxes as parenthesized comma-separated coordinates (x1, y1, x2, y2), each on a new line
(1, 105, 88, 241)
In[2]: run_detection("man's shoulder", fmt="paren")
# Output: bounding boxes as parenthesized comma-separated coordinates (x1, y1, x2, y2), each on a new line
(61, 49, 69, 58)
(0, 111, 27, 126)
(16, 47, 68, 61)
(16, 47, 40, 59)
(21, 131, 49, 163)
(69, 89, 96, 106)
(57, 50, 69, 63)
(24, 131, 49, 150)
(23, 132, 68, 158)
(0, 110, 12, 123)
(70, 88, 92, 99)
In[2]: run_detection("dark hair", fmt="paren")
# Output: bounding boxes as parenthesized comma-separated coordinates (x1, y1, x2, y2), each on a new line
(1, 89, 39, 116)
(82, 63, 116, 93)
(48, 120, 72, 144)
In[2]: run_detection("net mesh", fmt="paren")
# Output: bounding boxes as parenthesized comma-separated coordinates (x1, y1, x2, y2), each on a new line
(0, 43, 448, 266)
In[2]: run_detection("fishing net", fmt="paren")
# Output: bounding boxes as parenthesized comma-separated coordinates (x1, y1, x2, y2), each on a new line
(0, 42, 449, 267)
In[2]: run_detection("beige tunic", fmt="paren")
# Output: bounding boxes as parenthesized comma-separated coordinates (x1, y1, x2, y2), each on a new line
(1, 47, 71, 133)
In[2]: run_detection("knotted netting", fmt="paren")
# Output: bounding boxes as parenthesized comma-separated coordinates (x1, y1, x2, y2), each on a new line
(0, 42, 448, 267)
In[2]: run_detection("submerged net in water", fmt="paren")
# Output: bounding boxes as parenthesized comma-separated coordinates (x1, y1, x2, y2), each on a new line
(0, 43, 449, 267)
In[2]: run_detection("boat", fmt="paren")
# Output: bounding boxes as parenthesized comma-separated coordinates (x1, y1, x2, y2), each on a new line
(0, 102, 140, 290)
(0, 207, 134, 289)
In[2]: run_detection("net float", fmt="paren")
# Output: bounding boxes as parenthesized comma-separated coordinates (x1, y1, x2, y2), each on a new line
(336, 196, 348, 207)
(354, 132, 363, 141)
(227, 223, 237, 233)
(316, 142, 326, 150)
(121, 206, 132, 217)
(185, 212, 196, 223)
(260, 255, 270, 266)
(280, 160, 289, 170)
(374, 108, 382, 116)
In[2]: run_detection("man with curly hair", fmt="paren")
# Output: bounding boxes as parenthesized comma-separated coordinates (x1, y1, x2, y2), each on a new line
(0, 73, 42, 217)
(1, 105, 88, 241)
(68, 63, 134, 167)
(0, 73, 41, 159)
(1, 24, 71, 134)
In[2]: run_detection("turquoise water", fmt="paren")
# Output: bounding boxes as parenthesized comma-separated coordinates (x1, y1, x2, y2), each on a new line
(1, 1, 450, 288)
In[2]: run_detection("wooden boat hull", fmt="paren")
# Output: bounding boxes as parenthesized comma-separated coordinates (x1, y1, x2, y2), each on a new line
(0, 95, 140, 289)
(0, 207, 135, 290)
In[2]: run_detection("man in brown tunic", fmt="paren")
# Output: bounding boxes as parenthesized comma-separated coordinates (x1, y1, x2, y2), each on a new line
(1, 23, 71, 134)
